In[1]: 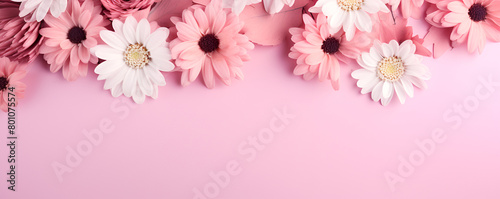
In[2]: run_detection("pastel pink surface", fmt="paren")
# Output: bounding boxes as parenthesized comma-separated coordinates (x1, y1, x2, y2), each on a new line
(1, 42, 500, 199)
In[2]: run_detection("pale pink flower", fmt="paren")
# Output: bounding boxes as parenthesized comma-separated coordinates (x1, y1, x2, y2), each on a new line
(0, 57, 27, 112)
(100, 0, 155, 21)
(39, 0, 109, 81)
(170, 2, 255, 89)
(289, 14, 371, 90)
(384, 0, 425, 18)
(0, 0, 43, 63)
(426, 0, 500, 53)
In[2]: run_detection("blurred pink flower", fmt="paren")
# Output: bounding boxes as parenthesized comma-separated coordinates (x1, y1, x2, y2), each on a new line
(372, 12, 431, 56)
(384, 0, 425, 18)
(101, 0, 156, 21)
(170, 2, 254, 89)
(426, 0, 500, 53)
(39, 0, 109, 81)
(0, 0, 42, 63)
(289, 14, 371, 90)
(0, 57, 27, 112)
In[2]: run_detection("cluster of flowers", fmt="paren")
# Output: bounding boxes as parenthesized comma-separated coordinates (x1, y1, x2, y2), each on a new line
(1, 0, 499, 111)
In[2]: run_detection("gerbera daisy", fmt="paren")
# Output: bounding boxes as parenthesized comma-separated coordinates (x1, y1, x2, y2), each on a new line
(426, 0, 500, 53)
(289, 14, 371, 90)
(39, 0, 109, 81)
(309, 0, 390, 41)
(352, 40, 430, 106)
(0, 57, 27, 112)
(92, 16, 174, 104)
(170, 2, 254, 88)
(12, 0, 68, 22)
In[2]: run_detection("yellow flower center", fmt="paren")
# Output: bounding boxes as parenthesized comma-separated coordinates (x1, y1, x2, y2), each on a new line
(337, 0, 364, 11)
(377, 56, 405, 81)
(124, 43, 150, 69)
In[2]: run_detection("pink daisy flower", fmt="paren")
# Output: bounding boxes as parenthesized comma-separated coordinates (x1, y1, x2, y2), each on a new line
(0, 0, 43, 63)
(170, 2, 255, 88)
(39, 0, 109, 81)
(288, 14, 371, 90)
(426, 0, 500, 53)
(0, 57, 27, 112)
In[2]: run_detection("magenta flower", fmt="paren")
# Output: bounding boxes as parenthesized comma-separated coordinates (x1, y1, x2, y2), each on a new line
(170, 2, 255, 88)
(289, 14, 371, 90)
(0, 0, 42, 64)
(0, 57, 26, 112)
(101, 0, 156, 21)
(39, 0, 109, 81)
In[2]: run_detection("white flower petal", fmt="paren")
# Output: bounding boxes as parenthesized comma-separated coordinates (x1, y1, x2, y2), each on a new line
(382, 80, 393, 99)
(136, 19, 151, 45)
(122, 69, 137, 97)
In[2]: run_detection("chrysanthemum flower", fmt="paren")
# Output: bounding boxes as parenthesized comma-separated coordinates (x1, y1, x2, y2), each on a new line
(93, 16, 174, 104)
(426, 0, 500, 53)
(12, 0, 67, 22)
(289, 14, 371, 90)
(170, 2, 254, 88)
(0, 57, 27, 112)
(0, 0, 42, 63)
(352, 40, 430, 106)
(101, 0, 155, 21)
(384, 0, 424, 18)
(39, 0, 109, 81)
(309, 0, 389, 41)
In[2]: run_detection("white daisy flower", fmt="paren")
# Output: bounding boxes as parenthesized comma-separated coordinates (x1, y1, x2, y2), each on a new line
(92, 16, 175, 104)
(223, 0, 261, 15)
(12, 0, 68, 22)
(263, 0, 295, 14)
(309, 0, 389, 41)
(352, 40, 431, 106)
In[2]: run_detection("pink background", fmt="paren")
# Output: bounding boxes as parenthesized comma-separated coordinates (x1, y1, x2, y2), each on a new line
(2, 28, 500, 198)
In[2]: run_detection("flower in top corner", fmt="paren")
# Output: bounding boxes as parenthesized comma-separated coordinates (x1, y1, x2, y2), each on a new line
(92, 16, 175, 104)
(39, 0, 110, 81)
(352, 40, 431, 106)
(170, 1, 255, 89)
(0, 57, 27, 112)
(0, 0, 43, 63)
(12, 0, 68, 22)
(426, 0, 500, 54)
(289, 13, 371, 90)
(101, 0, 156, 21)
(309, 0, 390, 41)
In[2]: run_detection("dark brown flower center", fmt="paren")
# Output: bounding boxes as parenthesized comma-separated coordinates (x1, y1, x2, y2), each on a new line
(321, 37, 340, 54)
(198, 34, 220, 53)
(67, 26, 87, 44)
(468, 3, 487, 22)
(0, 77, 8, 91)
